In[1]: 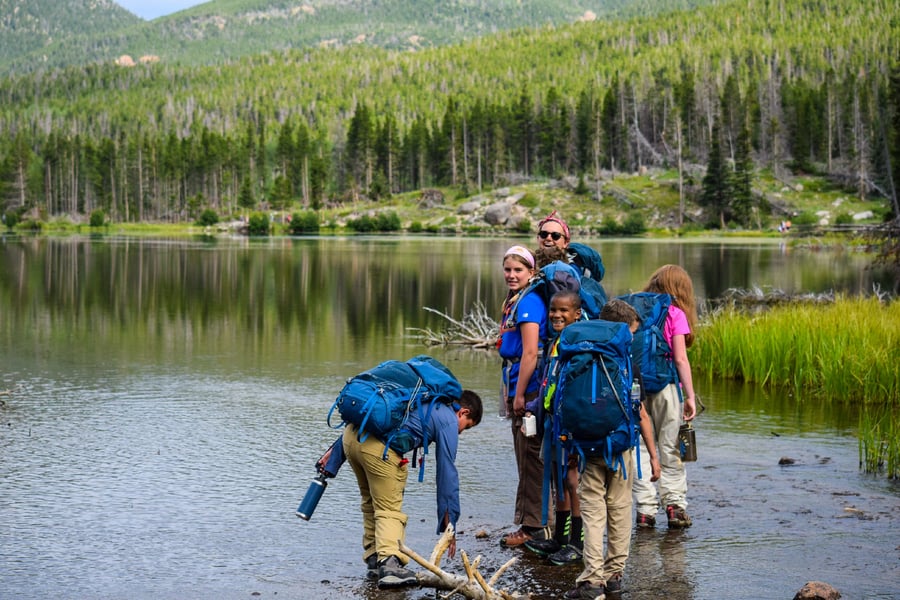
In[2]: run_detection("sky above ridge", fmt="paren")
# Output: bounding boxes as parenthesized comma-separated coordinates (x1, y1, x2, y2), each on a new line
(116, 1, 210, 20)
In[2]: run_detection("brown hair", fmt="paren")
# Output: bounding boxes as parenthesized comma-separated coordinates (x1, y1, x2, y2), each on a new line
(458, 390, 483, 425)
(533, 245, 568, 269)
(599, 298, 640, 327)
(644, 264, 698, 347)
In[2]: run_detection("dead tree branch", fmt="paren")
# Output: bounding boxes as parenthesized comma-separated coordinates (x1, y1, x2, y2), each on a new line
(399, 526, 527, 599)
(407, 302, 499, 348)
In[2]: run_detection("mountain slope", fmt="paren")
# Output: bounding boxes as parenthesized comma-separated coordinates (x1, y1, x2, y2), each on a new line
(0, 0, 141, 69)
(2, 0, 720, 73)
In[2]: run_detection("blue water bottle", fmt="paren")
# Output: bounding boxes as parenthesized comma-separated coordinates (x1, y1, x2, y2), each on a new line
(296, 473, 328, 521)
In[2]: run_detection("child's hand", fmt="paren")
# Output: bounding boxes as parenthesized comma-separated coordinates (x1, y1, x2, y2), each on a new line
(683, 396, 696, 421)
(650, 455, 661, 482)
(513, 395, 525, 416)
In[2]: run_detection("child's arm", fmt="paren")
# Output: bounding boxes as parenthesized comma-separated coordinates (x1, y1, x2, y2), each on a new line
(638, 403, 661, 481)
(671, 333, 696, 421)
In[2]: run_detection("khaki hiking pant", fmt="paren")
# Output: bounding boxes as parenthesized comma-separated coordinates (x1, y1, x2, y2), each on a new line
(633, 382, 688, 514)
(343, 425, 410, 565)
(576, 449, 635, 586)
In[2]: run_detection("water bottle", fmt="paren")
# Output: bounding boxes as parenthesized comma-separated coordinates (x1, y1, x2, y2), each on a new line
(631, 381, 641, 404)
(296, 473, 328, 521)
(679, 422, 698, 462)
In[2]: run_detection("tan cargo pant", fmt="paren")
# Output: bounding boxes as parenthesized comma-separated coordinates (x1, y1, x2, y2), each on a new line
(343, 425, 410, 565)
(575, 449, 635, 586)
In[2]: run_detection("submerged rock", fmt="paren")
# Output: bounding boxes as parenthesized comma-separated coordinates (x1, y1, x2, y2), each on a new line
(793, 581, 841, 599)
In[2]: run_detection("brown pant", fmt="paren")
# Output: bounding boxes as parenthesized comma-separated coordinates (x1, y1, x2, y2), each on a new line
(510, 393, 548, 528)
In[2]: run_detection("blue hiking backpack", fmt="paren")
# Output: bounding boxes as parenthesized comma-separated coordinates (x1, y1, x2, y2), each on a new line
(617, 292, 680, 394)
(552, 320, 640, 476)
(519, 260, 608, 322)
(568, 242, 606, 283)
(326, 355, 462, 480)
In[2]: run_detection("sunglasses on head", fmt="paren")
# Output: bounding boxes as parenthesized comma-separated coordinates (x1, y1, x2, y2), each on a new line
(538, 230, 564, 241)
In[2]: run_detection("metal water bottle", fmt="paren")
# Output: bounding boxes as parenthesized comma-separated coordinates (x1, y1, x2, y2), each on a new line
(296, 473, 328, 521)
(679, 422, 698, 462)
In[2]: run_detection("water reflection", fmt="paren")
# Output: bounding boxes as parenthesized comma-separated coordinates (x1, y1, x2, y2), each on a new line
(1, 236, 897, 600)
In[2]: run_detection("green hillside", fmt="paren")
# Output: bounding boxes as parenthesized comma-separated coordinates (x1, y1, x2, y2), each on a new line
(2, 0, 721, 73)
(1, 0, 898, 233)
(0, 0, 141, 69)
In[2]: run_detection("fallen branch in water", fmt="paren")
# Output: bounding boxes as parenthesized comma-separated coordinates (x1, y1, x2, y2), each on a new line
(407, 302, 499, 348)
(399, 526, 525, 599)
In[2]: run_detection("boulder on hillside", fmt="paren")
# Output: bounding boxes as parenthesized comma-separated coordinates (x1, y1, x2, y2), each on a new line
(419, 188, 444, 208)
(484, 202, 511, 225)
(458, 200, 481, 214)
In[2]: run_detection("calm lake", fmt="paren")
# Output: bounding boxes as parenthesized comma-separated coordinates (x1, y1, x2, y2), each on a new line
(1, 234, 897, 600)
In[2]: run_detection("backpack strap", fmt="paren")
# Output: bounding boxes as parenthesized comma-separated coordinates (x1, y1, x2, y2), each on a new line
(355, 389, 385, 443)
(381, 378, 424, 461)
(540, 417, 554, 527)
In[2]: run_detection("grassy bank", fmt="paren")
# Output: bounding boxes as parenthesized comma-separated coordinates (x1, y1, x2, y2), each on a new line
(694, 297, 900, 477)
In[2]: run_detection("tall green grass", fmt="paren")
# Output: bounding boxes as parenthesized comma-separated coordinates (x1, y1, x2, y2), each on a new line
(693, 297, 900, 477)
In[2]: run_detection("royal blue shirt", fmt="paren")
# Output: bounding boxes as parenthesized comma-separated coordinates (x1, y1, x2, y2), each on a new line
(498, 291, 547, 396)
(401, 402, 462, 534)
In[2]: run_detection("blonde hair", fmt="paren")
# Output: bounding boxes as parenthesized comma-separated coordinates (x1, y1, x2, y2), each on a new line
(644, 264, 698, 347)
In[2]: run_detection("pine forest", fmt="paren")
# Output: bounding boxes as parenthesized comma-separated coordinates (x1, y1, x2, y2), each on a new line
(1, 0, 899, 228)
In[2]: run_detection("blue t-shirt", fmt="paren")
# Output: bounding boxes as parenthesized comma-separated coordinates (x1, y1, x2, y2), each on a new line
(498, 291, 547, 396)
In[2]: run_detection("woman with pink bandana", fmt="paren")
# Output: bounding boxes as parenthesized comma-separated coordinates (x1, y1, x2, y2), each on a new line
(497, 245, 551, 547)
(535, 210, 607, 303)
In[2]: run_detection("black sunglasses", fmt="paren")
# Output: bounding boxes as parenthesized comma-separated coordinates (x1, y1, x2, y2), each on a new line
(538, 230, 564, 241)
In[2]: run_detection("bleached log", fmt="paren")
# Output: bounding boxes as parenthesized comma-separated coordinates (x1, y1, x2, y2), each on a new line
(399, 526, 528, 600)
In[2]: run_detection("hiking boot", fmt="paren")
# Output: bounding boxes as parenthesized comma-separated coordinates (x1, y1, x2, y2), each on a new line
(376, 556, 418, 588)
(524, 537, 561, 557)
(604, 572, 623, 598)
(563, 581, 606, 599)
(636, 512, 656, 528)
(549, 543, 583, 566)
(666, 505, 692, 528)
(500, 527, 531, 547)
(365, 554, 378, 580)
(501, 526, 549, 547)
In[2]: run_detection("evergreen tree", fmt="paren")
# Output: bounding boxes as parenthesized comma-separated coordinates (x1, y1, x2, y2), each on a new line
(730, 122, 755, 227)
(701, 117, 729, 228)
(238, 176, 255, 210)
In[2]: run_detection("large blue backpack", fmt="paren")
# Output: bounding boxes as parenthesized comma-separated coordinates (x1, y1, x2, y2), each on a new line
(568, 242, 605, 283)
(519, 260, 608, 322)
(617, 292, 680, 394)
(552, 320, 640, 475)
(327, 355, 462, 480)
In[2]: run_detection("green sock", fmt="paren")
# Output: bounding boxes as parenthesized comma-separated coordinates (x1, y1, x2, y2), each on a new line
(554, 510, 571, 545)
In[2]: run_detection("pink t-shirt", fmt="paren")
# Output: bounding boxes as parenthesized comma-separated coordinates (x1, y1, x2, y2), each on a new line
(664, 304, 691, 347)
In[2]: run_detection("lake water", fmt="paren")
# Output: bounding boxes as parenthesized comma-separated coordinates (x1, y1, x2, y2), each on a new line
(1, 235, 897, 600)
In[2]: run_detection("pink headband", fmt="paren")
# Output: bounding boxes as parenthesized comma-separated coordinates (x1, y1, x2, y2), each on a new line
(537, 210, 570, 240)
(503, 245, 535, 268)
